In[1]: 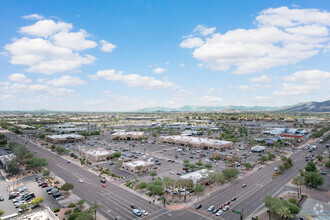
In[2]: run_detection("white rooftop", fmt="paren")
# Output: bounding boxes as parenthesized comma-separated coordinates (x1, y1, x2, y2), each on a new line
(180, 169, 213, 181)
(112, 132, 144, 136)
(84, 148, 113, 156)
(162, 135, 232, 145)
(46, 134, 84, 139)
(124, 160, 154, 167)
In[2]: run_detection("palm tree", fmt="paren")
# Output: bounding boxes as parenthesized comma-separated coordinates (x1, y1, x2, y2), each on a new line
(281, 156, 287, 166)
(88, 202, 101, 220)
(263, 195, 272, 220)
(275, 205, 292, 220)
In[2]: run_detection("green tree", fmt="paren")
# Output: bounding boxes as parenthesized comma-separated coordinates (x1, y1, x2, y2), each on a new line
(112, 152, 121, 159)
(326, 160, 330, 168)
(243, 162, 254, 170)
(150, 171, 157, 180)
(77, 199, 86, 208)
(183, 159, 189, 164)
(195, 161, 203, 167)
(183, 163, 190, 168)
(0, 209, 5, 216)
(267, 152, 276, 160)
(301, 171, 324, 188)
(42, 169, 50, 177)
(194, 185, 205, 200)
(222, 168, 239, 180)
(87, 202, 101, 220)
(30, 197, 44, 205)
(55, 146, 67, 155)
(26, 157, 48, 168)
(204, 163, 212, 169)
(316, 155, 323, 162)
(305, 161, 317, 172)
(281, 156, 287, 166)
(138, 181, 148, 190)
(50, 145, 56, 151)
(259, 155, 269, 163)
(152, 185, 164, 196)
(6, 158, 19, 174)
(189, 164, 197, 171)
(263, 195, 273, 220)
(61, 183, 74, 192)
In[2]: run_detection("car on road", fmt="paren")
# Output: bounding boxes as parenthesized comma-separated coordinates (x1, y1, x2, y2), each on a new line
(231, 197, 236, 201)
(212, 208, 219, 214)
(67, 161, 71, 163)
(208, 205, 214, 211)
(224, 201, 230, 206)
(78, 179, 84, 183)
(195, 204, 202, 209)
(0, 196, 4, 201)
(170, 172, 174, 175)
(133, 209, 141, 216)
(141, 210, 149, 216)
(242, 184, 247, 188)
(274, 167, 278, 171)
(216, 210, 223, 216)
(100, 178, 106, 183)
(219, 204, 224, 209)
(101, 184, 106, 188)
(222, 206, 229, 212)
(109, 162, 114, 165)
(131, 204, 137, 209)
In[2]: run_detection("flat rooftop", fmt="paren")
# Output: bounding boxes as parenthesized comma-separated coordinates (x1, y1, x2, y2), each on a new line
(84, 148, 113, 156)
(123, 160, 154, 167)
(46, 134, 84, 139)
(180, 169, 213, 180)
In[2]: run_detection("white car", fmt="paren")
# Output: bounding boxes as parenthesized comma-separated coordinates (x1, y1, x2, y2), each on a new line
(216, 210, 223, 216)
(133, 209, 141, 216)
(170, 172, 174, 175)
(78, 179, 84, 183)
(208, 205, 214, 211)
(141, 210, 149, 216)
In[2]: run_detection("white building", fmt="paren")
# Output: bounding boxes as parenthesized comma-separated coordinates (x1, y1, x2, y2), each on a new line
(122, 160, 154, 174)
(110, 132, 144, 141)
(45, 134, 85, 144)
(180, 169, 213, 185)
(251, 145, 266, 153)
(80, 148, 114, 162)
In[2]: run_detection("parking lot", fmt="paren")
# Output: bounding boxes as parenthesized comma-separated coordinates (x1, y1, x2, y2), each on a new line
(0, 173, 61, 217)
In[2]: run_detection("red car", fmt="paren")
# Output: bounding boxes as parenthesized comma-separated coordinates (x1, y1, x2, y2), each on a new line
(41, 183, 48, 188)
(102, 184, 106, 188)
(219, 204, 224, 209)
(224, 201, 230, 206)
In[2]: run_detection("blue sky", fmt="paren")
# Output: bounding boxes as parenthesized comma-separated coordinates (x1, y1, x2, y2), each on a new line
(0, 0, 329, 111)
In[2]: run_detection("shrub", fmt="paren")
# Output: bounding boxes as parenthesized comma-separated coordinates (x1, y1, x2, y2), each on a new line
(64, 209, 72, 215)
(287, 202, 300, 214)
(54, 181, 59, 184)
(73, 207, 81, 213)
(288, 197, 297, 205)
(67, 203, 76, 208)
(53, 208, 60, 213)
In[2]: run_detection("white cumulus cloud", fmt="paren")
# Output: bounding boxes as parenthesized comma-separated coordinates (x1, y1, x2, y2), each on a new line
(100, 40, 116, 52)
(46, 75, 86, 86)
(8, 73, 31, 84)
(249, 74, 272, 83)
(22, 14, 44, 20)
(52, 29, 97, 51)
(153, 67, 166, 74)
(181, 7, 330, 74)
(90, 69, 179, 90)
(193, 25, 216, 36)
(180, 37, 204, 48)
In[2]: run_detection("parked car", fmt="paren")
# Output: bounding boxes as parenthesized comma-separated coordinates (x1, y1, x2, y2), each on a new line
(55, 195, 65, 201)
(48, 189, 59, 195)
(0, 196, 4, 201)
(18, 186, 28, 193)
(216, 210, 223, 216)
(38, 182, 47, 186)
(195, 204, 202, 209)
(222, 206, 229, 212)
(213, 208, 219, 214)
(53, 192, 62, 198)
(31, 203, 40, 209)
(41, 183, 48, 188)
(208, 205, 214, 212)
(78, 179, 84, 183)
(133, 209, 141, 216)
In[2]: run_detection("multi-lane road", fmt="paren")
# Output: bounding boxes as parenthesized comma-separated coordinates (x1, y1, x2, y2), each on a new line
(1, 129, 328, 220)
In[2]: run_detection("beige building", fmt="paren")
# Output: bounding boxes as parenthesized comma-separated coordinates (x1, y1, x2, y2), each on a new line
(158, 135, 233, 150)
(122, 160, 154, 174)
(45, 134, 85, 144)
(110, 132, 144, 141)
(80, 148, 114, 162)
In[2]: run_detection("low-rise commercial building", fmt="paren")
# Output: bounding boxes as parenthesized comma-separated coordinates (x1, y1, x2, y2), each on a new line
(45, 134, 85, 144)
(180, 169, 213, 186)
(251, 145, 266, 153)
(211, 152, 234, 160)
(80, 148, 114, 162)
(121, 160, 154, 174)
(110, 132, 144, 141)
(158, 135, 233, 150)
(4, 206, 59, 220)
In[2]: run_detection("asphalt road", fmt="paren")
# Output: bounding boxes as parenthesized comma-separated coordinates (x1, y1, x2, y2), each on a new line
(194, 141, 328, 220)
(2, 129, 328, 220)
(2, 130, 162, 220)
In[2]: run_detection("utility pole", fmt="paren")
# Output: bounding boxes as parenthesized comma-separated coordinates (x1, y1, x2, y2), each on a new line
(241, 208, 243, 220)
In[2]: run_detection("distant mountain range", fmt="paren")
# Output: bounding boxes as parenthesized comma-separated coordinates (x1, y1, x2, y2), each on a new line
(277, 100, 330, 112)
(136, 100, 330, 113)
